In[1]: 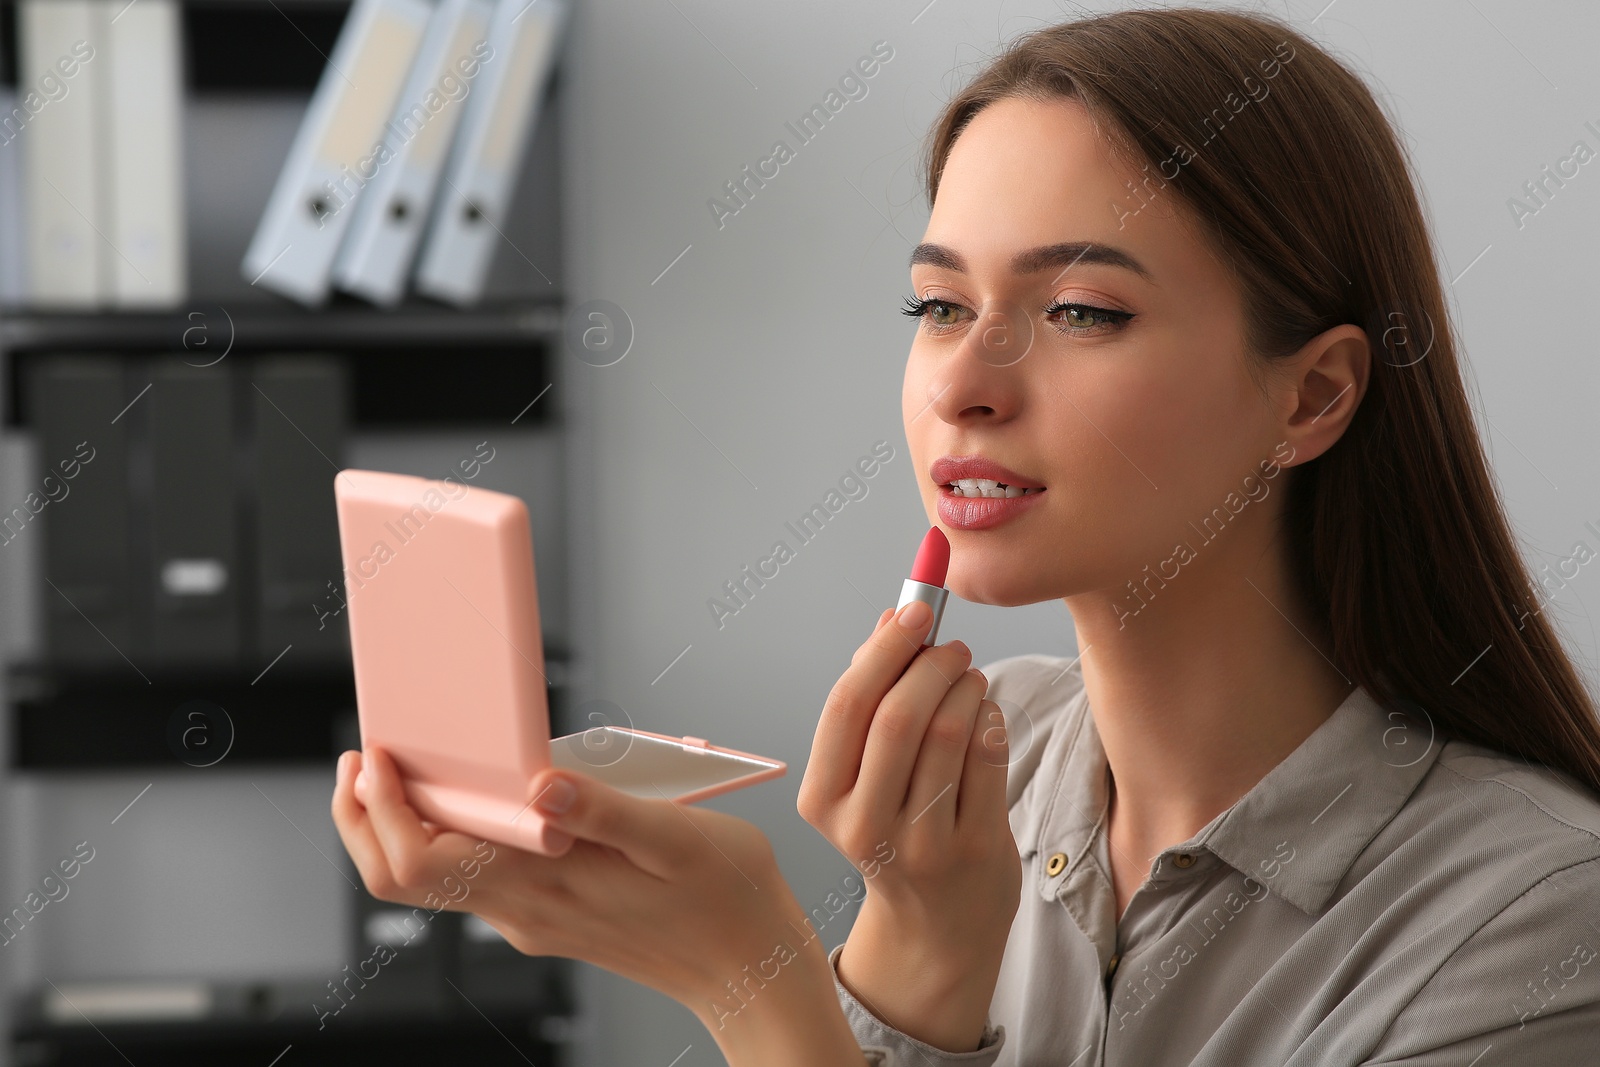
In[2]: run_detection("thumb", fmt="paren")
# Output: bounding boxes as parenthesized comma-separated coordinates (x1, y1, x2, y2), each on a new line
(527, 768, 681, 878)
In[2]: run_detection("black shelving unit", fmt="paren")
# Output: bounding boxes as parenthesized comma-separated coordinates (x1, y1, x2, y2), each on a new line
(0, 1, 576, 1063)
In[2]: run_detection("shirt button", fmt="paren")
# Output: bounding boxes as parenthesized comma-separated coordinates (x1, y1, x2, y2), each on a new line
(1173, 852, 1196, 869)
(1105, 953, 1121, 981)
(1046, 852, 1068, 877)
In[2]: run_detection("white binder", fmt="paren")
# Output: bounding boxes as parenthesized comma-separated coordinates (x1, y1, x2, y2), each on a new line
(0, 86, 24, 306)
(240, 0, 433, 306)
(332, 0, 494, 307)
(102, 0, 187, 306)
(413, 0, 567, 306)
(18, 0, 102, 307)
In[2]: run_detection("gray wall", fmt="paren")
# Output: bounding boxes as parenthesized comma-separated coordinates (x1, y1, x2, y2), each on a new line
(557, 0, 1600, 1063)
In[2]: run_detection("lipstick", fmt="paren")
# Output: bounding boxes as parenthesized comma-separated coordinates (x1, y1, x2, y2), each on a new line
(897, 526, 950, 646)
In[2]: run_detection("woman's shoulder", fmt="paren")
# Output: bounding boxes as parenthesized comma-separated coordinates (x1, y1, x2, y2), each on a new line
(1378, 734, 1600, 944)
(1423, 736, 1600, 871)
(974, 652, 1090, 813)
(1366, 739, 1600, 1060)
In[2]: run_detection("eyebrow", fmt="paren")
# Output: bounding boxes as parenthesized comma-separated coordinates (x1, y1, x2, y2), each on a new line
(909, 241, 1152, 282)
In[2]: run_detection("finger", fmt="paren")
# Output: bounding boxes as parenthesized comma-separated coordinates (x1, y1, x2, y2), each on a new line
(854, 640, 974, 827)
(806, 600, 939, 804)
(957, 698, 1012, 833)
(903, 667, 987, 834)
(331, 749, 398, 897)
(362, 746, 449, 889)
(528, 768, 682, 881)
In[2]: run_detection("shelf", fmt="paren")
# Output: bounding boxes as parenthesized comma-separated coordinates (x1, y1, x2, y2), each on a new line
(10, 942, 571, 1036)
(12, 1015, 564, 1067)
(2, 310, 564, 430)
(0, 1, 357, 95)
(184, 1, 355, 94)
(7, 661, 357, 768)
(6, 655, 572, 769)
(0, 301, 565, 352)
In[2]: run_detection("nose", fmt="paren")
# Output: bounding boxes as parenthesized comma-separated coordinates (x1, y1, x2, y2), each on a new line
(922, 303, 1029, 425)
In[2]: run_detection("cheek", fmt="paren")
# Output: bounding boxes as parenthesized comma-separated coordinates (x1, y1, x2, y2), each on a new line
(900, 355, 921, 426)
(1149, 344, 1266, 491)
(1046, 328, 1266, 557)
(902, 354, 936, 504)
(1093, 355, 1255, 481)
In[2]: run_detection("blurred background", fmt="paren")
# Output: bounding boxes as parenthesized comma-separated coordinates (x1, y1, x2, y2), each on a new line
(0, 0, 1595, 1063)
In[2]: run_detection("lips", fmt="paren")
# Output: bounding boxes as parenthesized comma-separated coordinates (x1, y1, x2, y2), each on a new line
(930, 455, 1046, 531)
(929, 456, 1047, 491)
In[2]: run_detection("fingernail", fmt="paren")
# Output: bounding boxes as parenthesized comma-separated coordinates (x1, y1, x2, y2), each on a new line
(546, 828, 575, 853)
(536, 776, 576, 814)
(898, 600, 931, 630)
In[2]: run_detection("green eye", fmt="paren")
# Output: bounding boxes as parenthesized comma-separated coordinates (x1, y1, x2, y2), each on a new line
(1045, 300, 1135, 333)
(900, 294, 969, 331)
(899, 294, 1134, 336)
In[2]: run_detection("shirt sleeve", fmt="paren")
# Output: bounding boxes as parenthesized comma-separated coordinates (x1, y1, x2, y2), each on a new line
(828, 942, 1007, 1067)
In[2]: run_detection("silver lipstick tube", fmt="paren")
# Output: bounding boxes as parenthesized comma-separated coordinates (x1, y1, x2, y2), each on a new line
(895, 578, 949, 646)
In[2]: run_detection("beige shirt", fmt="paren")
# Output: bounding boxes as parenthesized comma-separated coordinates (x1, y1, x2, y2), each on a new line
(831, 653, 1600, 1066)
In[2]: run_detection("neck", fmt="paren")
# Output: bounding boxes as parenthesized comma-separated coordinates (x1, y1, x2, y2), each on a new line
(1065, 522, 1354, 859)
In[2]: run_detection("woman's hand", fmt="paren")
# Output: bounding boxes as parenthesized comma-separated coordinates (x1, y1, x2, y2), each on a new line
(797, 599, 1022, 1053)
(331, 746, 869, 1067)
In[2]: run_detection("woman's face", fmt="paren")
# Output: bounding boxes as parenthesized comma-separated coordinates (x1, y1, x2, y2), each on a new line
(903, 94, 1290, 609)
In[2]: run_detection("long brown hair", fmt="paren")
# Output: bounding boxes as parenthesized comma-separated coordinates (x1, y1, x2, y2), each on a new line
(921, 8, 1600, 796)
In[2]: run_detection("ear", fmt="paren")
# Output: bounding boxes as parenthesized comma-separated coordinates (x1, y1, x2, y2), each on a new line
(1275, 323, 1370, 468)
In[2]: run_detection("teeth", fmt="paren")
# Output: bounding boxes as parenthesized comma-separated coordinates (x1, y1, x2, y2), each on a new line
(946, 478, 1040, 499)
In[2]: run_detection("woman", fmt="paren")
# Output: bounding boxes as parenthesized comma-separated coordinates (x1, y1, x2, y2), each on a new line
(332, 8, 1600, 1065)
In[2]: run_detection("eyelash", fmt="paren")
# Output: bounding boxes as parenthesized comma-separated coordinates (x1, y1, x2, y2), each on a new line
(899, 294, 1134, 336)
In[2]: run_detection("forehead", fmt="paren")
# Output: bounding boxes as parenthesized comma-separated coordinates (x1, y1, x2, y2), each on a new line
(921, 94, 1191, 274)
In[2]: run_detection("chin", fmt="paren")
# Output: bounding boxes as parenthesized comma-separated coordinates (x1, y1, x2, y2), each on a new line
(947, 565, 1050, 608)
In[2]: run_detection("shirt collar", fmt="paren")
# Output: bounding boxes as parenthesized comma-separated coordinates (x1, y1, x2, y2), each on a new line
(1011, 676, 1443, 916)
(1009, 675, 1103, 892)
(1197, 683, 1442, 913)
